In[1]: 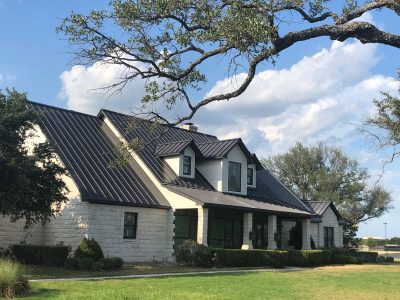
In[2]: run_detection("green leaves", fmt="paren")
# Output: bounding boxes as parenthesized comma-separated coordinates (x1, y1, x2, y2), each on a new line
(262, 142, 392, 226)
(0, 89, 67, 228)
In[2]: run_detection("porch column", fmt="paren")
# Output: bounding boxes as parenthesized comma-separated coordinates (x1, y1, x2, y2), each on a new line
(302, 218, 311, 250)
(241, 212, 253, 250)
(267, 215, 277, 250)
(197, 207, 208, 246)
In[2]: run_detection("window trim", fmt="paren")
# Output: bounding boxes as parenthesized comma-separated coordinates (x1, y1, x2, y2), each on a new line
(228, 161, 242, 193)
(247, 167, 254, 185)
(123, 212, 138, 239)
(183, 155, 192, 176)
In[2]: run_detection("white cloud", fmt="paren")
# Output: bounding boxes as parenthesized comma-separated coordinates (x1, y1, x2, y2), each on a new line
(0, 72, 17, 83)
(59, 61, 148, 115)
(195, 40, 398, 157)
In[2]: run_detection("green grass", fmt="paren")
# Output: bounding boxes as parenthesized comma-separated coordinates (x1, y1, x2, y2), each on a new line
(26, 264, 251, 280)
(19, 264, 400, 300)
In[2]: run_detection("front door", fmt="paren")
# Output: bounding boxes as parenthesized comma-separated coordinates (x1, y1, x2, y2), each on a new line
(252, 221, 268, 249)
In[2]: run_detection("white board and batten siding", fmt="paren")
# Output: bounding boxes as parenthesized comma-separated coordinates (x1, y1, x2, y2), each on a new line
(310, 206, 344, 248)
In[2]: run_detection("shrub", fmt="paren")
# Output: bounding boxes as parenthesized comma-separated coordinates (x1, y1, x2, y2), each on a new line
(64, 257, 79, 270)
(0, 258, 29, 298)
(355, 251, 378, 263)
(74, 238, 104, 261)
(78, 257, 94, 270)
(332, 255, 361, 264)
(92, 261, 105, 271)
(100, 257, 124, 270)
(385, 257, 395, 263)
(376, 256, 386, 263)
(288, 250, 333, 267)
(11, 245, 70, 266)
(176, 240, 212, 267)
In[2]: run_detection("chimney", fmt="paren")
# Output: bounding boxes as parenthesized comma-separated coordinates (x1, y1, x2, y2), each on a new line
(180, 122, 198, 132)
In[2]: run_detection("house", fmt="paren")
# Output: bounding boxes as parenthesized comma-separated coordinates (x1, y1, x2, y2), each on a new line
(0, 102, 344, 262)
(304, 201, 344, 248)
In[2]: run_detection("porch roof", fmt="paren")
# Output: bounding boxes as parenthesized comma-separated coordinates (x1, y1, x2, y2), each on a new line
(167, 185, 312, 217)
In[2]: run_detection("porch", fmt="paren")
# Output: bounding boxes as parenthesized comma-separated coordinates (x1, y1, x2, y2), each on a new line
(174, 207, 312, 251)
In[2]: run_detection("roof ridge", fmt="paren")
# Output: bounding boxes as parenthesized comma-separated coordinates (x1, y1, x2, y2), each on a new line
(156, 139, 193, 146)
(197, 138, 241, 145)
(99, 109, 218, 139)
(28, 100, 98, 119)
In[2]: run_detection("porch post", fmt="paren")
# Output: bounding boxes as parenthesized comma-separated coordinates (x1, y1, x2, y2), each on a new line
(302, 218, 311, 250)
(241, 212, 253, 250)
(197, 207, 208, 246)
(267, 215, 277, 250)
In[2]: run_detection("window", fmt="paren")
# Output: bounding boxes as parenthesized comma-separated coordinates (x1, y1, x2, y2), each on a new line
(324, 227, 334, 248)
(183, 155, 191, 175)
(228, 161, 241, 192)
(123, 212, 137, 239)
(247, 168, 254, 185)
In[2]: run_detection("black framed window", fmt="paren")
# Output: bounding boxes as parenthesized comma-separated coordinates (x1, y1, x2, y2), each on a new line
(324, 227, 334, 248)
(247, 168, 254, 185)
(183, 156, 191, 175)
(123, 212, 137, 239)
(228, 161, 241, 192)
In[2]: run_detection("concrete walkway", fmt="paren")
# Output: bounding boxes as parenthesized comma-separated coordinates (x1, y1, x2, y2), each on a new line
(31, 267, 306, 282)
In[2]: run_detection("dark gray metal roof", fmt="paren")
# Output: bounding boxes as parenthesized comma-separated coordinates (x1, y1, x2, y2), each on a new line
(100, 109, 216, 190)
(155, 140, 193, 157)
(303, 201, 342, 223)
(101, 110, 311, 214)
(248, 169, 312, 213)
(155, 139, 203, 158)
(167, 186, 311, 217)
(29, 102, 170, 208)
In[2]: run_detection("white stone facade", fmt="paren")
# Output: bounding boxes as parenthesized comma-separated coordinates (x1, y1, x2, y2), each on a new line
(0, 195, 174, 263)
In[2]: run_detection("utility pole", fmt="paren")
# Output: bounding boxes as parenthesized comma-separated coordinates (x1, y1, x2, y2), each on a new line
(384, 222, 388, 258)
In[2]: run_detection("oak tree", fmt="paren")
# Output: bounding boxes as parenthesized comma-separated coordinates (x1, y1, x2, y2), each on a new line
(262, 142, 392, 246)
(0, 89, 68, 228)
(58, 0, 400, 125)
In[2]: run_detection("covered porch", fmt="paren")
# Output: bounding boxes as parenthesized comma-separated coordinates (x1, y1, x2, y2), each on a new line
(174, 206, 312, 251)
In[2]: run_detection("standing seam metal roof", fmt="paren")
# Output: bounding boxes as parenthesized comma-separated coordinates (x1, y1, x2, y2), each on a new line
(303, 201, 343, 223)
(101, 110, 312, 213)
(29, 102, 169, 208)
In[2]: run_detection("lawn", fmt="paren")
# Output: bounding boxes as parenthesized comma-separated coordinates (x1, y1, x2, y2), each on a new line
(20, 264, 400, 300)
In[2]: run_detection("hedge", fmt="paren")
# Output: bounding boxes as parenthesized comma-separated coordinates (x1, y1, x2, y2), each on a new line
(176, 241, 369, 268)
(212, 249, 333, 268)
(11, 245, 70, 266)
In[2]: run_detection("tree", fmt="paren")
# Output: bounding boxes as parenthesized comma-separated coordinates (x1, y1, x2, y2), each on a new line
(57, 0, 400, 126)
(362, 74, 400, 164)
(363, 237, 377, 251)
(0, 89, 68, 228)
(262, 142, 392, 246)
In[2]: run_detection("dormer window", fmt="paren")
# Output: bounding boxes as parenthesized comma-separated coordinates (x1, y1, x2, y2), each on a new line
(247, 168, 254, 185)
(228, 161, 241, 192)
(183, 155, 192, 176)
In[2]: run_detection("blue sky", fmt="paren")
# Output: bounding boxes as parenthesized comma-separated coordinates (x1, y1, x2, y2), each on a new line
(1, 0, 399, 238)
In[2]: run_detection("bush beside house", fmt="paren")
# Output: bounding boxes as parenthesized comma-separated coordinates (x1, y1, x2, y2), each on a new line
(10, 245, 70, 267)
(69, 238, 124, 271)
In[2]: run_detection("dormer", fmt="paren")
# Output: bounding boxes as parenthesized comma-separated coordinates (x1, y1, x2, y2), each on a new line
(196, 139, 260, 195)
(155, 140, 201, 179)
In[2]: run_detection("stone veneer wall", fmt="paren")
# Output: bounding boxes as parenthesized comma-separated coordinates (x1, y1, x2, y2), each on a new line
(0, 200, 175, 263)
(87, 203, 175, 263)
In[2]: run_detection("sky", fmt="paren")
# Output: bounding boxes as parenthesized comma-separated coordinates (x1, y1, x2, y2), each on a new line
(0, 0, 399, 238)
